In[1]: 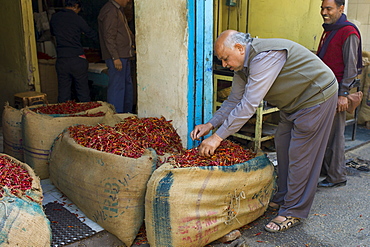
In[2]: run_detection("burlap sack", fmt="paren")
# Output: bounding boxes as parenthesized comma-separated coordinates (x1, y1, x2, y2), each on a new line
(358, 64, 370, 124)
(2, 105, 24, 161)
(145, 154, 275, 247)
(0, 193, 51, 246)
(0, 153, 50, 246)
(101, 112, 135, 126)
(48, 130, 158, 247)
(346, 91, 363, 114)
(21, 102, 116, 179)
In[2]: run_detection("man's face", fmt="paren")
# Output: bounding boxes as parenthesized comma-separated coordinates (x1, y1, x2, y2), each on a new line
(321, 0, 344, 24)
(116, 0, 130, 8)
(215, 43, 245, 72)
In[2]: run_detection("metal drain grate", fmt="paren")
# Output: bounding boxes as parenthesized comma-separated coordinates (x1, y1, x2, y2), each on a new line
(44, 202, 97, 246)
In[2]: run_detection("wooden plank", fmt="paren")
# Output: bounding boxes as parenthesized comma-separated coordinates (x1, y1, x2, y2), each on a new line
(203, 0, 214, 126)
(186, 0, 196, 148)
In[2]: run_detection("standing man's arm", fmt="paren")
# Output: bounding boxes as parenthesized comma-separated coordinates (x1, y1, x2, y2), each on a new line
(100, 9, 122, 71)
(49, 16, 57, 48)
(337, 34, 360, 112)
(79, 16, 98, 41)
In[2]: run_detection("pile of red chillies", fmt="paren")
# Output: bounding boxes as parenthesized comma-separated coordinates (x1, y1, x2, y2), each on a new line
(31, 101, 102, 115)
(115, 116, 185, 155)
(67, 116, 254, 167)
(134, 224, 148, 245)
(167, 139, 255, 168)
(69, 124, 146, 158)
(0, 155, 33, 199)
(68, 116, 184, 158)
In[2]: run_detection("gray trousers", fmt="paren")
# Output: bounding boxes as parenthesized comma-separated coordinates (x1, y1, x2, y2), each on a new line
(321, 110, 347, 183)
(272, 94, 337, 219)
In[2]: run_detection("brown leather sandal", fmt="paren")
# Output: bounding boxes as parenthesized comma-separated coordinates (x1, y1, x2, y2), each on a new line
(264, 216, 301, 233)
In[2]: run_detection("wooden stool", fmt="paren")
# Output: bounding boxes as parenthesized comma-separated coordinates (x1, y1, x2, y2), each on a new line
(14, 91, 48, 109)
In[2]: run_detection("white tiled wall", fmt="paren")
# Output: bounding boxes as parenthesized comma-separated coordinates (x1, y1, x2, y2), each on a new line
(347, 0, 370, 52)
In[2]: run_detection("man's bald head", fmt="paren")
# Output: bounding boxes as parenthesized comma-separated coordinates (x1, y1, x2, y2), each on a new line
(214, 30, 252, 71)
(215, 30, 238, 51)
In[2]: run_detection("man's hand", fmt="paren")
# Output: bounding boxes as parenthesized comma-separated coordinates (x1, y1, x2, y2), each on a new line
(198, 133, 223, 157)
(190, 122, 213, 140)
(337, 96, 348, 112)
(113, 59, 122, 71)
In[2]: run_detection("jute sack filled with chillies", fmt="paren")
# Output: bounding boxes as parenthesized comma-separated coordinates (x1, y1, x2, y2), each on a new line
(0, 153, 51, 246)
(358, 62, 370, 124)
(2, 101, 124, 164)
(21, 101, 124, 179)
(48, 127, 158, 247)
(2, 104, 24, 161)
(145, 141, 275, 247)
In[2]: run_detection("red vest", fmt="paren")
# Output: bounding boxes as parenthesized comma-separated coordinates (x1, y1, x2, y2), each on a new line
(317, 25, 360, 82)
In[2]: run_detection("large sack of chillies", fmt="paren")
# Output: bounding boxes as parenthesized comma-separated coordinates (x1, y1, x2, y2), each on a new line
(2, 104, 24, 161)
(21, 101, 118, 179)
(0, 153, 51, 246)
(358, 55, 370, 124)
(48, 117, 184, 246)
(145, 140, 276, 247)
(48, 126, 158, 247)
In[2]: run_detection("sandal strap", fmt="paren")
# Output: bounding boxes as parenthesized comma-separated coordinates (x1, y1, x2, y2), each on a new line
(267, 216, 301, 232)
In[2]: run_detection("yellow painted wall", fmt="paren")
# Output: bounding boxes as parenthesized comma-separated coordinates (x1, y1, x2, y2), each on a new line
(215, 0, 324, 51)
(214, 0, 249, 40)
(0, 0, 39, 120)
(248, 0, 324, 51)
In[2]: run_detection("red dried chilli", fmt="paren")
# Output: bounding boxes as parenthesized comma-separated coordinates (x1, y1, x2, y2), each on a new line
(134, 224, 148, 245)
(115, 116, 185, 155)
(0, 155, 33, 199)
(68, 124, 146, 158)
(31, 101, 102, 114)
(167, 139, 255, 168)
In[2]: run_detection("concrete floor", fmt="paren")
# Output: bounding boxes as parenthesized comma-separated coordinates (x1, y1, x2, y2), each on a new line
(1, 125, 370, 247)
(61, 142, 370, 247)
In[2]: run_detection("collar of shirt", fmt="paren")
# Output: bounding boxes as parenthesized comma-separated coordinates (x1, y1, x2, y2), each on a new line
(110, 0, 121, 9)
(62, 9, 75, 14)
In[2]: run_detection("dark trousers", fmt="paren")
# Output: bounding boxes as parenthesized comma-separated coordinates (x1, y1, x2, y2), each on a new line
(272, 94, 337, 219)
(105, 58, 133, 113)
(56, 57, 90, 103)
(321, 110, 347, 183)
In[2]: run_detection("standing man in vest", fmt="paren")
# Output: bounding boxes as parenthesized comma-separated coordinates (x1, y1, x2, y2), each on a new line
(191, 30, 338, 232)
(50, 0, 98, 103)
(317, 0, 362, 188)
(98, 0, 134, 113)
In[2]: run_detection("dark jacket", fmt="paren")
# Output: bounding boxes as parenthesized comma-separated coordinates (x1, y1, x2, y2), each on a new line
(98, 0, 133, 60)
(50, 9, 97, 58)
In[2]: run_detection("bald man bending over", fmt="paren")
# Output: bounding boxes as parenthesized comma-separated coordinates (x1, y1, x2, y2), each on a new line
(191, 30, 338, 232)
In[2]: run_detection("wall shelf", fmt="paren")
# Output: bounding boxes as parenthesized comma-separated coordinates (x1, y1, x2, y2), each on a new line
(213, 72, 279, 151)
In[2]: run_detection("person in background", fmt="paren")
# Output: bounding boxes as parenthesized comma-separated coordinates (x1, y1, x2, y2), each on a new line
(50, 0, 98, 103)
(98, 0, 134, 113)
(191, 30, 338, 232)
(317, 0, 362, 188)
